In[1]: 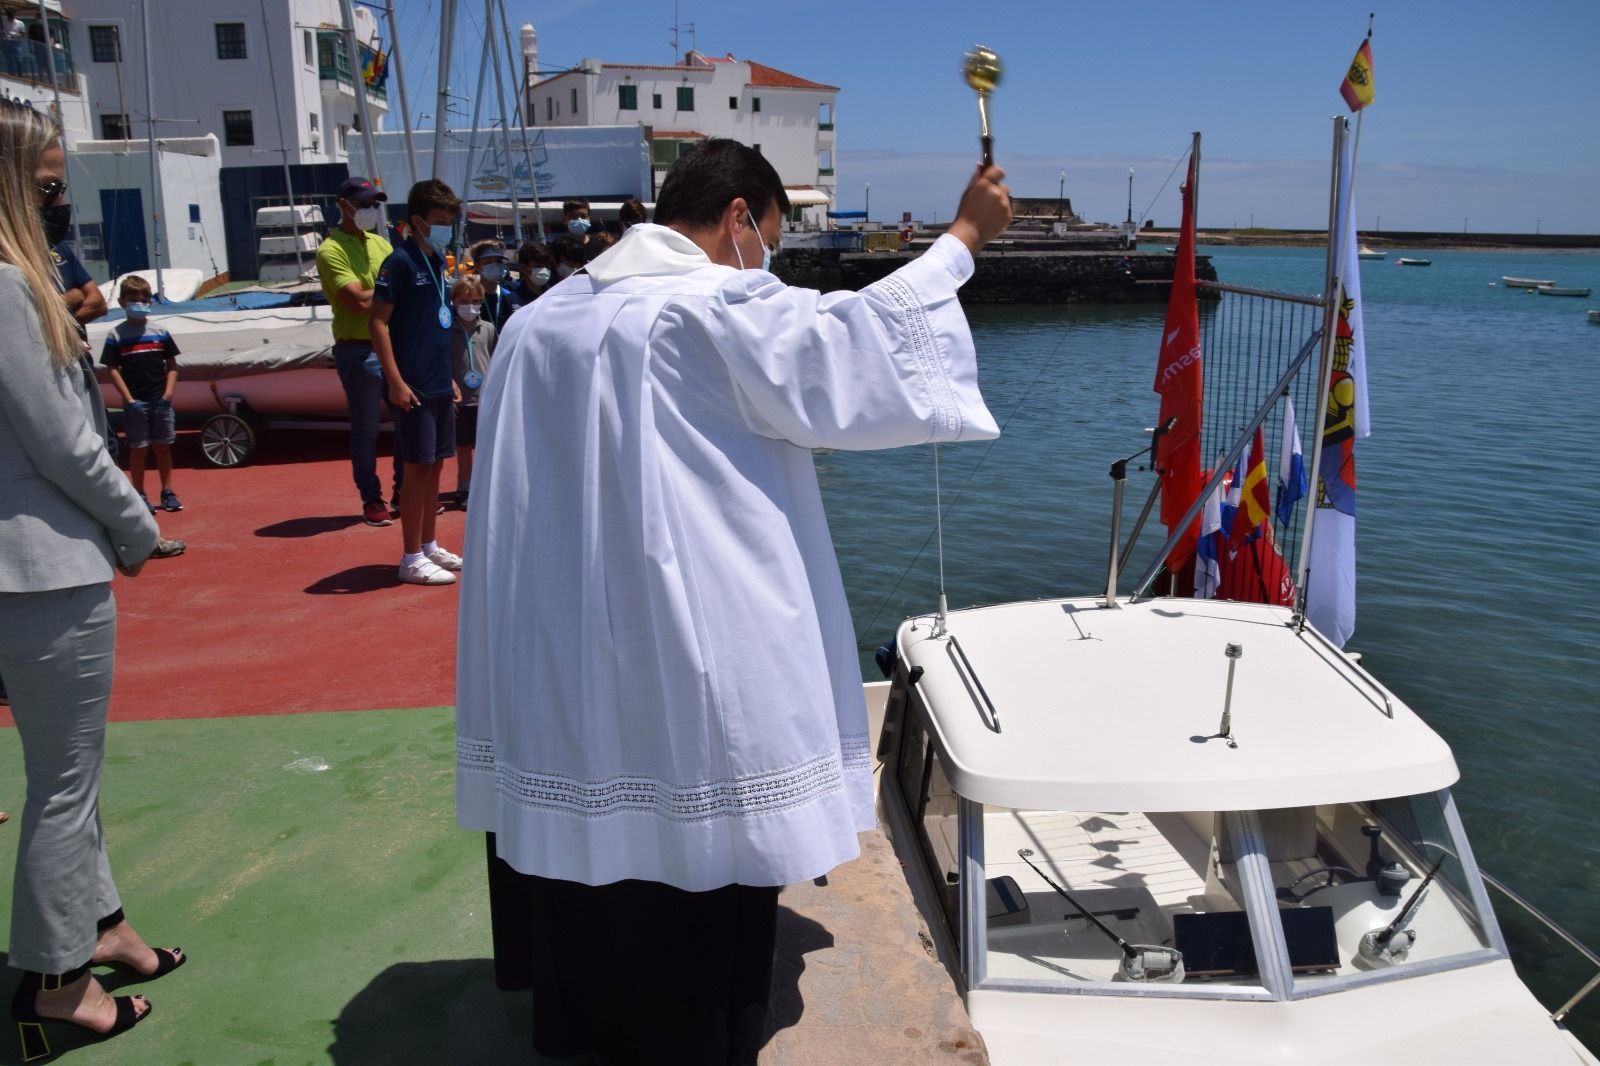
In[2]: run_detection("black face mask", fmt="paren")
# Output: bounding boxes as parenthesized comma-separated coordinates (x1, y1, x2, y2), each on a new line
(40, 202, 72, 247)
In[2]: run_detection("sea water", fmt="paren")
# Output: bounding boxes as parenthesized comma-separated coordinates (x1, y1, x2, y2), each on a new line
(821, 244, 1600, 1044)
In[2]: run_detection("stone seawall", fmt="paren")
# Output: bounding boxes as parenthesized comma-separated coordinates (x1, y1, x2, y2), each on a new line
(773, 248, 1216, 304)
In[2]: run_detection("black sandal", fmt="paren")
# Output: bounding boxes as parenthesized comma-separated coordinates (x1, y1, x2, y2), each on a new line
(93, 908, 187, 984)
(10, 964, 151, 1062)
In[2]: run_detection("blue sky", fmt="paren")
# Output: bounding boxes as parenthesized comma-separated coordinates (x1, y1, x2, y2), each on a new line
(389, 0, 1600, 234)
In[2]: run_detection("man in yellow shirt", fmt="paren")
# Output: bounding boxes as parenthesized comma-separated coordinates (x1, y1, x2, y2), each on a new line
(316, 176, 398, 526)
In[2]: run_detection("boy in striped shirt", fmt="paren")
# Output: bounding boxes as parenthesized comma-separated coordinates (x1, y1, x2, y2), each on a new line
(101, 276, 182, 512)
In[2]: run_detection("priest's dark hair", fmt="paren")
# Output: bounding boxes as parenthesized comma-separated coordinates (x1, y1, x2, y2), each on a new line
(655, 139, 789, 229)
(406, 178, 461, 222)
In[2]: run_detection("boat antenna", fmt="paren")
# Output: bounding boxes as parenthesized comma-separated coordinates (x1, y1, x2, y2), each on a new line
(1017, 849, 1185, 982)
(1358, 853, 1446, 965)
(932, 443, 949, 637)
(1376, 854, 1445, 947)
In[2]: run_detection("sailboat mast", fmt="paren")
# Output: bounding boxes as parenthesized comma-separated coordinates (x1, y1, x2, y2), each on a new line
(336, 0, 380, 192)
(382, 1, 418, 186)
(485, 0, 523, 243)
(432, 0, 456, 179)
(34, 0, 81, 252)
(497, 0, 543, 241)
(258, 0, 304, 278)
(458, 15, 493, 246)
(138, 0, 165, 299)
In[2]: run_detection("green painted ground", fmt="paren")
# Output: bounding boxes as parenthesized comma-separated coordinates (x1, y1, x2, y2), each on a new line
(0, 708, 552, 1066)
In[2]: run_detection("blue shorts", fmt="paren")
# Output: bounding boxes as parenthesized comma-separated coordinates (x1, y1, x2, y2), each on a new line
(396, 394, 456, 465)
(123, 399, 175, 448)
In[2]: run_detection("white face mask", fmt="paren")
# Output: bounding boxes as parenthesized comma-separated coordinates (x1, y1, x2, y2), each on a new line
(455, 303, 481, 321)
(479, 263, 505, 283)
(732, 210, 772, 272)
(532, 267, 552, 285)
(555, 264, 574, 280)
(354, 205, 384, 232)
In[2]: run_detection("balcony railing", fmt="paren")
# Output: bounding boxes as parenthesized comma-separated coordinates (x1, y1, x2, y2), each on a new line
(315, 31, 388, 104)
(1, 32, 77, 87)
(818, 167, 835, 177)
(818, 121, 834, 131)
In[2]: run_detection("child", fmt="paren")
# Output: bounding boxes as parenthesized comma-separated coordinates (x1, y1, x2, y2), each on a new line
(467, 239, 520, 331)
(370, 179, 465, 586)
(448, 276, 498, 509)
(101, 276, 181, 513)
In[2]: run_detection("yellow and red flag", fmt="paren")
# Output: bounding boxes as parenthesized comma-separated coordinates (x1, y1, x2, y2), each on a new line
(1340, 39, 1375, 112)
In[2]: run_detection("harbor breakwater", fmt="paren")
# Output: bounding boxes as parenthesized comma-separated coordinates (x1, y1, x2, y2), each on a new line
(773, 248, 1217, 304)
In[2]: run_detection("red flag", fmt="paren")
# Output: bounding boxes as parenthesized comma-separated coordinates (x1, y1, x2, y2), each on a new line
(1219, 428, 1295, 606)
(1154, 151, 1204, 582)
(1228, 427, 1273, 544)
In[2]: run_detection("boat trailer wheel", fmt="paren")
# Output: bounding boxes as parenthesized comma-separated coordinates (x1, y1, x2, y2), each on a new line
(200, 412, 256, 467)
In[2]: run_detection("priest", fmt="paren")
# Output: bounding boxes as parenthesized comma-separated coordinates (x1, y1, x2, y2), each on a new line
(456, 139, 1011, 1063)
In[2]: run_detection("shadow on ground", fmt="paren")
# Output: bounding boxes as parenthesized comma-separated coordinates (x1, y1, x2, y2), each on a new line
(766, 904, 833, 1049)
(256, 514, 366, 538)
(305, 564, 401, 595)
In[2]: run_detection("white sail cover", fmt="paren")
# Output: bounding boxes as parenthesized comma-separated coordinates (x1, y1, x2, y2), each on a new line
(455, 224, 998, 890)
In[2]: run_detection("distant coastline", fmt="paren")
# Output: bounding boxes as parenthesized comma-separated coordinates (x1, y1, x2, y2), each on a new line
(1135, 229, 1600, 252)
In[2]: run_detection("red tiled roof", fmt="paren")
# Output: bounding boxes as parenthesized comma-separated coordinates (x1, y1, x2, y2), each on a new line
(748, 61, 837, 91)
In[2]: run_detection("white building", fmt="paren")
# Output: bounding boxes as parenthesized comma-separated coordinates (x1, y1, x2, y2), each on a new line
(526, 48, 838, 229)
(69, 134, 226, 284)
(63, 0, 388, 169)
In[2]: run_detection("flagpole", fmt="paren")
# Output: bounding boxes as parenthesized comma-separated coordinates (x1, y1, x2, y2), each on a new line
(1292, 116, 1348, 628)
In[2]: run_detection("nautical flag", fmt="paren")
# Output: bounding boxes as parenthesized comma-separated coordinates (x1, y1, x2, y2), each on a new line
(361, 46, 388, 89)
(1195, 475, 1223, 599)
(1229, 426, 1273, 545)
(1276, 396, 1307, 526)
(1306, 129, 1371, 646)
(1153, 149, 1204, 584)
(1340, 39, 1375, 112)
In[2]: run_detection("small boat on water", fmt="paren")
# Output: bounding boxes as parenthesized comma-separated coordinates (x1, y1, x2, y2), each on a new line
(1587, 309, 1600, 323)
(1503, 275, 1556, 289)
(1358, 245, 1385, 259)
(1536, 286, 1592, 298)
(1396, 258, 1432, 267)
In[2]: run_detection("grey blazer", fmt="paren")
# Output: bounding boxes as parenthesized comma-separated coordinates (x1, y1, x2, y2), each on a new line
(1, 263, 160, 592)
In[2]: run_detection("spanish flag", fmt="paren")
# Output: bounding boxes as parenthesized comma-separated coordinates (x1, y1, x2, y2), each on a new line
(1340, 39, 1375, 111)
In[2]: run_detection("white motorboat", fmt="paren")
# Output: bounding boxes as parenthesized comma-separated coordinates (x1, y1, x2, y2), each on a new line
(1536, 286, 1592, 298)
(1396, 258, 1432, 267)
(1358, 245, 1385, 259)
(876, 596, 1599, 1063)
(1587, 309, 1600, 324)
(1503, 276, 1556, 289)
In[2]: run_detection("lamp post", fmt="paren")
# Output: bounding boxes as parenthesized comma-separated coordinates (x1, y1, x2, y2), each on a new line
(1058, 169, 1066, 220)
(864, 181, 870, 225)
(1126, 166, 1134, 225)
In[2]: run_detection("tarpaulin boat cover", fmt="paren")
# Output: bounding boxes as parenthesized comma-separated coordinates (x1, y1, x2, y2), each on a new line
(87, 308, 335, 382)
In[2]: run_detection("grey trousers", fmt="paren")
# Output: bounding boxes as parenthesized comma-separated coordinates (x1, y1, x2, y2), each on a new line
(0, 582, 122, 973)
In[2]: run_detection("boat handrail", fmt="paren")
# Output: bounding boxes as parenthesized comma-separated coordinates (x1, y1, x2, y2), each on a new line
(1198, 279, 1326, 307)
(1479, 869, 1600, 1022)
(1294, 622, 1393, 718)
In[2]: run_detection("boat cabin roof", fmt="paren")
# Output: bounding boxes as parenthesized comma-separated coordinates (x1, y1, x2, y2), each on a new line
(896, 597, 1458, 812)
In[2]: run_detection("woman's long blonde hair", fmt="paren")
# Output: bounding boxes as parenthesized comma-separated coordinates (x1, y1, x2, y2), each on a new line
(0, 101, 83, 368)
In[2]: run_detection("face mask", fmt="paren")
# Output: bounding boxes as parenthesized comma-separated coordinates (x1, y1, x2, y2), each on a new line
(40, 202, 71, 246)
(532, 267, 552, 285)
(124, 302, 152, 318)
(455, 303, 481, 321)
(567, 217, 591, 236)
(555, 264, 574, 280)
(422, 222, 453, 251)
(354, 206, 383, 232)
(479, 263, 505, 283)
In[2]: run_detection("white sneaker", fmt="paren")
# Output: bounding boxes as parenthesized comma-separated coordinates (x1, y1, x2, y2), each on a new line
(399, 557, 456, 585)
(425, 545, 463, 571)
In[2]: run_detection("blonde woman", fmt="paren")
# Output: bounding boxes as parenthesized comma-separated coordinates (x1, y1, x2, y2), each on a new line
(0, 99, 185, 1058)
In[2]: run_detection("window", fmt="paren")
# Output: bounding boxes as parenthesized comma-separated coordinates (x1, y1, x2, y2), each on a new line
(303, 29, 313, 66)
(188, 204, 201, 224)
(676, 85, 693, 111)
(618, 84, 637, 110)
(752, 97, 761, 113)
(99, 113, 130, 139)
(819, 148, 833, 176)
(652, 92, 662, 109)
(546, 96, 554, 121)
(309, 112, 319, 132)
(728, 96, 738, 110)
(819, 102, 833, 130)
(570, 87, 578, 113)
(222, 109, 254, 146)
(89, 25, 120, 64)
(215, 23, 247, 60)
(338, 124, 349, 151)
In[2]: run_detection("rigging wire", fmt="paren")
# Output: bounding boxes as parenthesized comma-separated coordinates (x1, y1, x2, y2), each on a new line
(1137, 139, 1194, 229)
(854, 323, 1078, 646)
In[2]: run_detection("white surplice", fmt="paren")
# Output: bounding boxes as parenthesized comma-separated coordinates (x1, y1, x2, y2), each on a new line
(456, 223, 998, 890)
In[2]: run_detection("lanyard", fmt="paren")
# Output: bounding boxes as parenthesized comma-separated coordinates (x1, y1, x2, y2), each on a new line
(418, 246, 450, 329)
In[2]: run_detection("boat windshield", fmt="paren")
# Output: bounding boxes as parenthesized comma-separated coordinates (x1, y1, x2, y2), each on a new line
(964, 795, 1497, 995)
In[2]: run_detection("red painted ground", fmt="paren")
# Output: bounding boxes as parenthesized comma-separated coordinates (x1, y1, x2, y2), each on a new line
(2, 427, 467, 725)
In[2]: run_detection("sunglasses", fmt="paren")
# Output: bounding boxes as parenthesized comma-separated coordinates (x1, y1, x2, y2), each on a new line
(36, 179, 67, 204)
